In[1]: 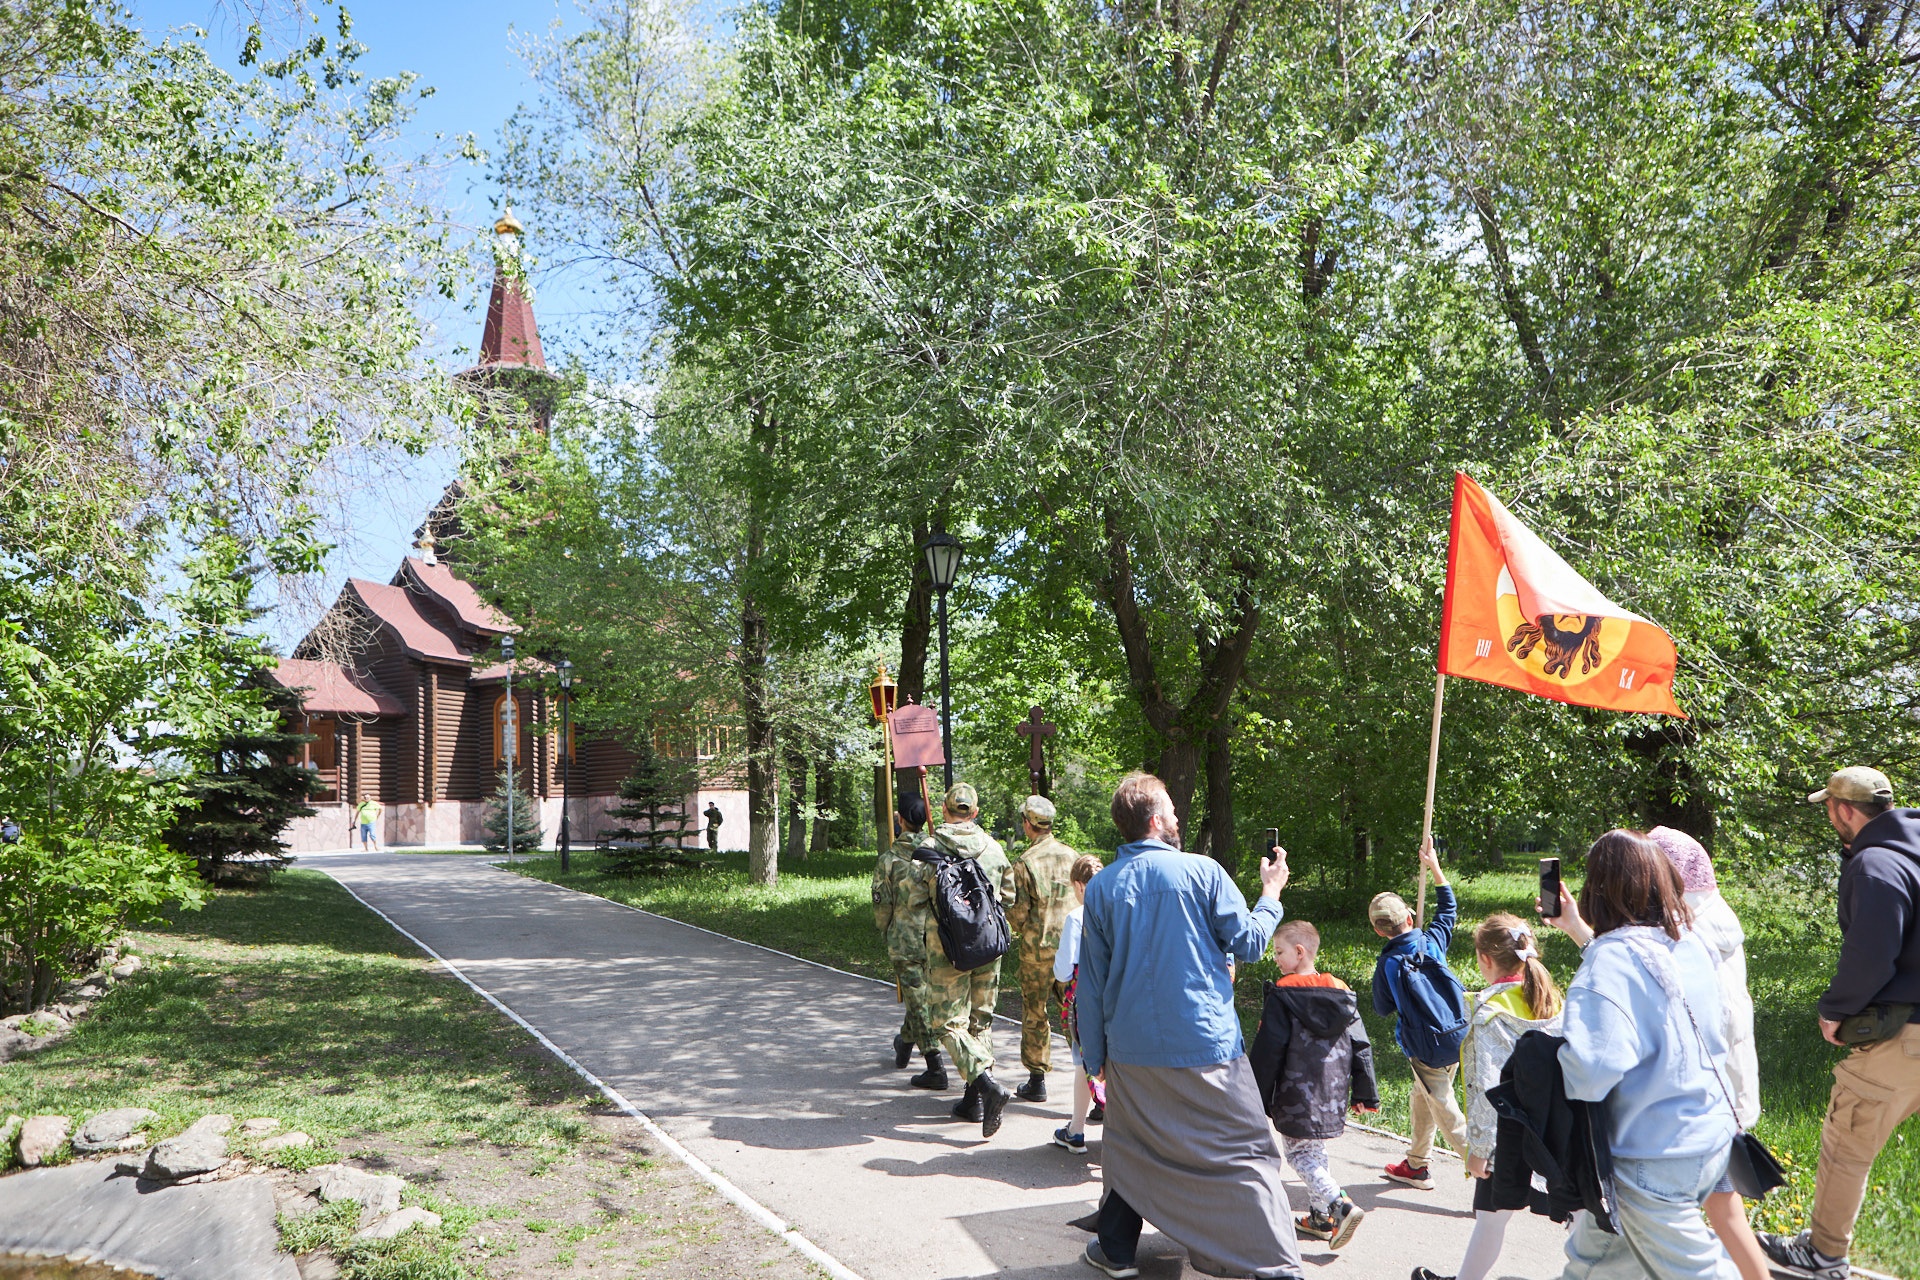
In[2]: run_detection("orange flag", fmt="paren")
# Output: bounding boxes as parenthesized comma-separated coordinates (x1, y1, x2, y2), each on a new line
(1438, 472, 1685, 717)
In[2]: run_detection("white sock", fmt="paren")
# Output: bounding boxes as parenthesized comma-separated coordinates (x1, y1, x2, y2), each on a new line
(1454, 1208, 1516, 1280)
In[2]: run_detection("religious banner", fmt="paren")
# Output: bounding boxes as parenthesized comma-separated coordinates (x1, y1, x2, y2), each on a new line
(1437, 471, 1685, 717)
(888, 703, 946, 768)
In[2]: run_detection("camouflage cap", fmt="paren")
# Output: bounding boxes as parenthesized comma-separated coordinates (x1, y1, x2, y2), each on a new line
(943, 782, 979, 815)
(1808, 766, 1894, 805)
(1020, 795, 1056, 827)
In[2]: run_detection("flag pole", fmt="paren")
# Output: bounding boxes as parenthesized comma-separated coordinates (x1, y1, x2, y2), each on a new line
(1416, 671, 1446, 925)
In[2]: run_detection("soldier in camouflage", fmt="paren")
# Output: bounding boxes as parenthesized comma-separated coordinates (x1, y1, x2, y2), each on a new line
(1004, 794, 1081, 1102)
(909, 782, 1019, 1136)
(872, 791, 945, 1086)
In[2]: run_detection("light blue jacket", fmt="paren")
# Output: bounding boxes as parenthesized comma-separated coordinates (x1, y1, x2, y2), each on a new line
(1078, 839, 1283, 1077)
(1558, 927, 1738, 1161)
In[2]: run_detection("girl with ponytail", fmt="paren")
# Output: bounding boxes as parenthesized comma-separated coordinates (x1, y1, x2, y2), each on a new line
(1410, 913, 1564, 1280)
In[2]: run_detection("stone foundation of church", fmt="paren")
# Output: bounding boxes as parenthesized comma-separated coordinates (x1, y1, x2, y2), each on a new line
(278, 791, 748, 853)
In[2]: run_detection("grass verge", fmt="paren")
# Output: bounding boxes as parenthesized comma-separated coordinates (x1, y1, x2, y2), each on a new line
(513, 847, 1915, 1278)
(0, 869, 818, 1280)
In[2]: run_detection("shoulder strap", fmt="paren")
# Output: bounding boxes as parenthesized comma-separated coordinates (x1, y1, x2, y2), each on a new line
(1617, 935, 1739, 1121)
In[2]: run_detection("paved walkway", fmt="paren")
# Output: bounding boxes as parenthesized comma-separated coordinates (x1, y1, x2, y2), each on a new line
(316, 852, 1573, 1280)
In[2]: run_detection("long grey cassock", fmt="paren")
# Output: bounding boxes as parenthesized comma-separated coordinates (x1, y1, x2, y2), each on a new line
(1103, 1056, 1305, 1278)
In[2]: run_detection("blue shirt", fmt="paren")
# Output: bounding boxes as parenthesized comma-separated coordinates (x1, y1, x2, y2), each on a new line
(1559, 929, 1737, 1160)
(1078, 839, 1284, 1076)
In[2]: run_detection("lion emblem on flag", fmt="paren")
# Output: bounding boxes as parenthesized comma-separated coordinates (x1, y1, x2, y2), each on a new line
(1507, 614, 1603, 679)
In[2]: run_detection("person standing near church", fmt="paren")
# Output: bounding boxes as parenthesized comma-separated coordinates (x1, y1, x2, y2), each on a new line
(355, 794, 382, 851)
(704, 800, 723, 852)
(1005, 794, 1080, 1102)
(873, 791, 945, 1086)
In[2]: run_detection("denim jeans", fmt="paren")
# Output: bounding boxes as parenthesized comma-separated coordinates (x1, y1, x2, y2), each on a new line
(1562, 1148, 1740, 1280)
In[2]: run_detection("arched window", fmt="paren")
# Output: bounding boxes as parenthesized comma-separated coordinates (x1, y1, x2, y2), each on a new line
(493, 694, 526, 767)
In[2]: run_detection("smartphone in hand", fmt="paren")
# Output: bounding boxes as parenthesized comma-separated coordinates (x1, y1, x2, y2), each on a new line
(1539, 857, 1563, 919)
(1263, 828, 1280, 856)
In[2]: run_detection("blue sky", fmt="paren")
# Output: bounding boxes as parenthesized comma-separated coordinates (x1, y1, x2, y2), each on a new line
(132, 1, 605, 644)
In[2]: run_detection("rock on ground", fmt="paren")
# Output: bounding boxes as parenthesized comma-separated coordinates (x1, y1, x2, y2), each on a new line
(144, 1114, 233, 1181)
(17, 1115, 71, 1167)
(356, 1206, 441, 1240)
(313, 1164, 405, 1219)
(74, 1107, 160, 1154)
(259, 1131, 311, 1154)
(241, 1117, 280, 1135)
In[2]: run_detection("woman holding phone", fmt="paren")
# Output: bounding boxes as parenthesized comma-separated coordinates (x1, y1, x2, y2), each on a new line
(1540, 829, 1741, 1279)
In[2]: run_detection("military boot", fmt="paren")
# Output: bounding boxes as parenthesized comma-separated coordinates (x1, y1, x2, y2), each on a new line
(909, 1050, 949, 1090)
(977, 1071, 1013, 1138)
(892, 1034, 914, 1070)
(1015, 1070, 1048, 1102)
(951, 1077, 983, 1122)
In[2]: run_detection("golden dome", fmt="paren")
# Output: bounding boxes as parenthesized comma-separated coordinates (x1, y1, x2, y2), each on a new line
(494, 206, 525, 236)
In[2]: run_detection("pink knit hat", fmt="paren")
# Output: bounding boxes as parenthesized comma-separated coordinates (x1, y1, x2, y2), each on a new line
(1648, 825, 1716, 893)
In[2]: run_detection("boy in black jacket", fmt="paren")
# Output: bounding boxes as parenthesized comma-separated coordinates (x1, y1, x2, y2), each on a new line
(1250, 919, 1380, 1251)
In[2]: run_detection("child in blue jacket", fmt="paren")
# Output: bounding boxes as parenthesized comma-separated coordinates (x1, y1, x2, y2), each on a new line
(1370, 839, 1470, 1189)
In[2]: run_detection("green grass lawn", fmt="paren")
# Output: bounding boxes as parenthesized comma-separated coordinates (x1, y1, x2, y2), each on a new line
(513, 847, 1917, 1278)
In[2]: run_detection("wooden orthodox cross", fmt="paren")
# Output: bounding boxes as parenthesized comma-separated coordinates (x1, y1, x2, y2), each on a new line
(1015, 705, 1057, 797)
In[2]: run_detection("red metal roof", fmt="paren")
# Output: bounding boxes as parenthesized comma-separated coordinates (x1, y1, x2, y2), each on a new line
(398, 558, 513, 635)
(270, 659, 406, 717)
(349, 579, 475, 664)
(479, 265, 545, 369)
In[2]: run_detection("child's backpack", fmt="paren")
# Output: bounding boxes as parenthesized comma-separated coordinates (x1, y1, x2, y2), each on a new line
(1391, 947, 1470, 1065)
(914, 846, 1011, 972)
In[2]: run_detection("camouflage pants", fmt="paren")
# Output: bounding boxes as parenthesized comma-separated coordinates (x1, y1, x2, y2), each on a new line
(893, 961, 935, 1051)
(926, 954, 999, 1082)
(1016, 950, 1059, 1075)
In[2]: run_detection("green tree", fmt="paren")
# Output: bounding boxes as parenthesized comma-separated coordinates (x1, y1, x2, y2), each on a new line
(482, 771, 543, 856)
(164, 670, 319, 884)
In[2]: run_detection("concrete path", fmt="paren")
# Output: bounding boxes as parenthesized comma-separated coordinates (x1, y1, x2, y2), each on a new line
(316, 852, 1573, 1280)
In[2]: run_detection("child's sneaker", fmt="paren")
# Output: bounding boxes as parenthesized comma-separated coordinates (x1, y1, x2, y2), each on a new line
(1758, 1231, 1851, 1280)
(1086, 1102, 1105, 1124)
(1410, 1269, 1455, 1280)
(1384, 1159, 1434, 1190)
(1326, 1196, 1364, 1249)
(1294, 1208, 1334, 1242)
(1052, 1126, 1087, 1154)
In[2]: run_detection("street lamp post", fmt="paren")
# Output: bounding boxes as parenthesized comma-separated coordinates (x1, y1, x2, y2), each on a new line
(502, 634, 516, 865)
(920, 532, 963, 791)
(557, 659, 573, 873)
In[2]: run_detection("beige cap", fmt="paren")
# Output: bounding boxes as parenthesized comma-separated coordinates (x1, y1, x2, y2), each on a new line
(1808, 766, 1894, 806)
(1020, 795, 1055, 827)
(943, 783, 979, 815)
(1368, 891, 1413, 931)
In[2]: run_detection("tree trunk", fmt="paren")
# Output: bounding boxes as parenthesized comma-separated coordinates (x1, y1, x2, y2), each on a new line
(1203, 715, 1235, 872)
(811, 743, 833, 854)
(785, 746, 809, 861)
(897, 520, 934, 706)
(1096, 508, 1260, 847)
(742, 405, 779, 886)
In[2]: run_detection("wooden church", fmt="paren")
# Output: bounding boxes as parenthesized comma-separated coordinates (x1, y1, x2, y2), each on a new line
(269, 212, 747, 852)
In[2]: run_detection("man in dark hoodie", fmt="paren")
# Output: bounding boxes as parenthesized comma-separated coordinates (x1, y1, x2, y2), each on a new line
(1760, 766, 1920, 1280)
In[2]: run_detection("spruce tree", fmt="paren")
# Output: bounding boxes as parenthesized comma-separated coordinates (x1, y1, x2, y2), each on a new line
(164, 667, 319, 884)
(601, 734, 693, 874)
(482, 771, 544, 854)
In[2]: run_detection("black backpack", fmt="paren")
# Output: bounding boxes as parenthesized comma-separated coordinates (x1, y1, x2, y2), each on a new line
(913, 845, 1010, 972)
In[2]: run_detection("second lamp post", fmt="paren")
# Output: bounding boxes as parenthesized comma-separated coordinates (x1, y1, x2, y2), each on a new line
(920, 532, 963, 791)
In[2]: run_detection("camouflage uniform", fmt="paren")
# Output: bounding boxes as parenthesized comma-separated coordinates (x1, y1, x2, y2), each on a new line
(909, 819, 1015, 1083)
(872, 833, 934, 1051)
(1005, 832, 1081, 1074)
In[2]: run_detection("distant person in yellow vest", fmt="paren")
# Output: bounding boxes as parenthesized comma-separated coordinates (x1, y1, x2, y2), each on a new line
(1006, 795, 1081, 1102)
(355, 794, 382, 851)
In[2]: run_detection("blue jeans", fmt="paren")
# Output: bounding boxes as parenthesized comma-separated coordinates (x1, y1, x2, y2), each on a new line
(1563, 1148, 1739, 1280)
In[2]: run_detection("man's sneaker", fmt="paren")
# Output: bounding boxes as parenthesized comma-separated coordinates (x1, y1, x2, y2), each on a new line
(1087, 1102, 1105, 1124)
(1053, 1126, 1088, 1153)
(1295, 1208, 1334, 1242)
(1082, 1242, 1140, 1279)
(1758, 1231, 1851, 1280)
(1016, 1071, 1049, 1102)
(1384, 1159, 1434, 1190)
(1326, 1196, 1364, 1249)
(893, 1035, 914, 1069)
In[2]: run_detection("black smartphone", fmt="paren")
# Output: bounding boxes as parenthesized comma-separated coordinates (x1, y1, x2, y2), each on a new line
(1263, 828, 1280, 857)
(1539, 857, 1563, 919)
